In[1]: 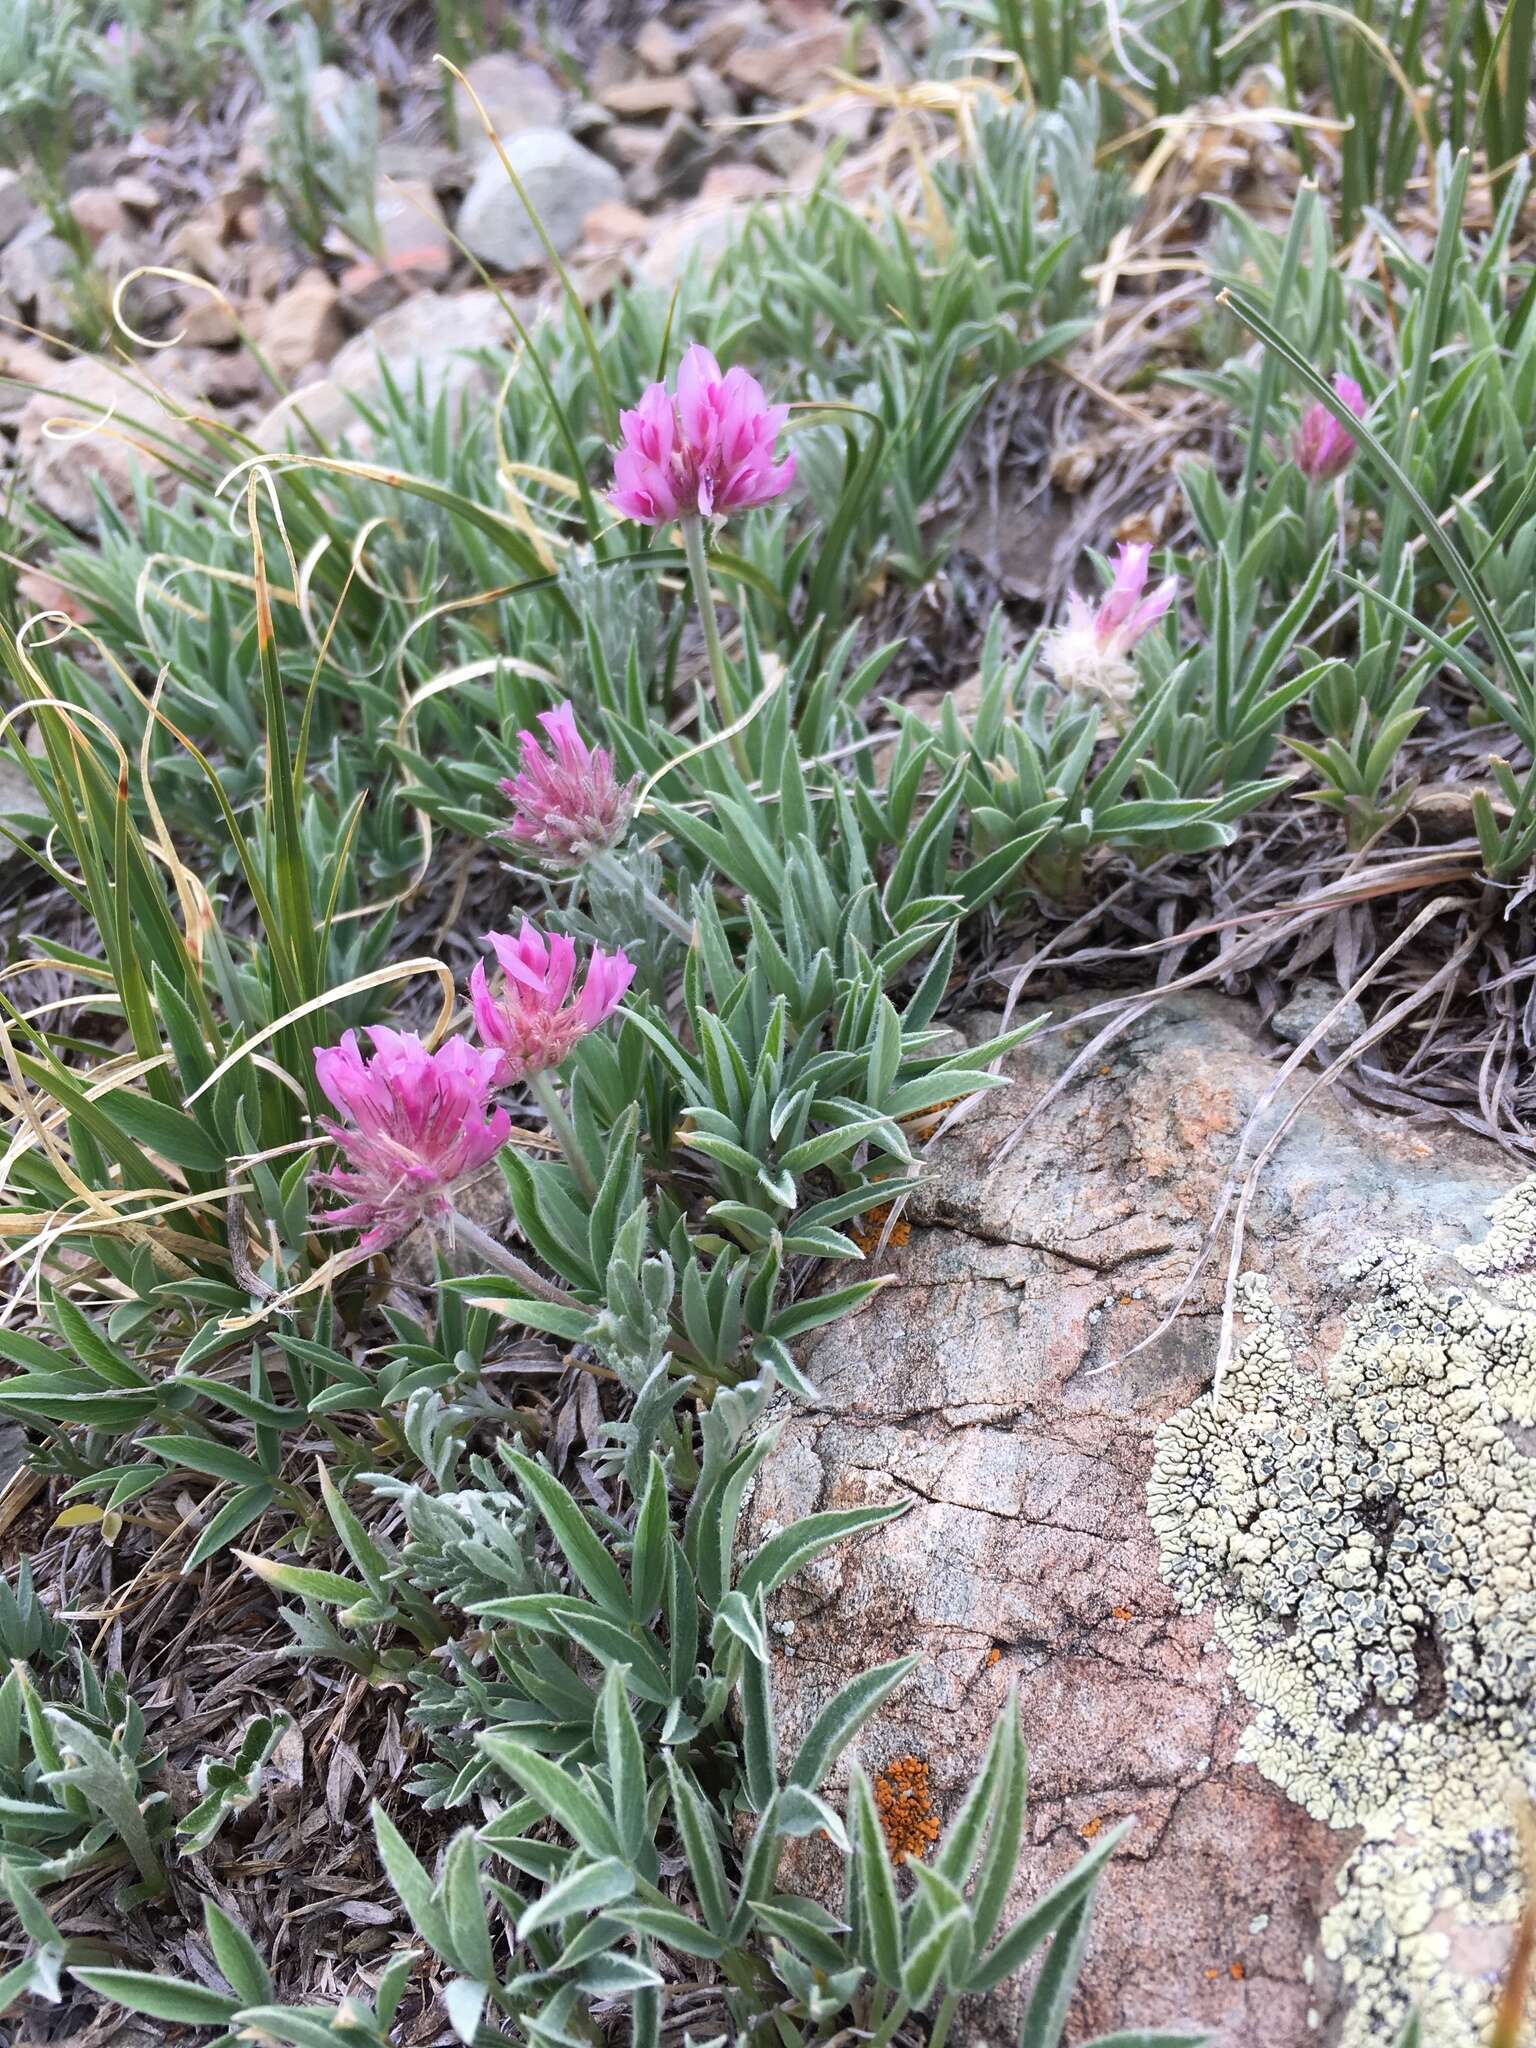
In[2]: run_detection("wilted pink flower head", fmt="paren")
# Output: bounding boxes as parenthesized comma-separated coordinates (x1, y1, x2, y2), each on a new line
(471, 922, 636, 1086)
(1045, 543, 1178, 721)
(499, 700, 636, 864)
(610, 343, 795, 527)
(312, 1027, 510, 1252)
(1293, 373, 1366, 483)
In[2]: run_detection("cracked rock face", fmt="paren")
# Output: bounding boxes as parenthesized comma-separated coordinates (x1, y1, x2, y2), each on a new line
(743, 992, 1520, 2044)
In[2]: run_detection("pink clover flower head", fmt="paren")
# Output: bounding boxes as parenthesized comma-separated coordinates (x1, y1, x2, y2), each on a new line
(609, 343, 795, 526)
(311, 1026, 509, 1252)
(471, 921, 636, 1085)
(1045, 543, 1178, 721)
(498, 699, 636, 863)
(1292, 373, 1366, 483)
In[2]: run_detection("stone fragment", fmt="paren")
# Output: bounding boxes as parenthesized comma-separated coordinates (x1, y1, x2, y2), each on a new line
(450, 53, 563, 143)
(338, 177, 454, 322)
(690, 1, 767, 66)
(686, 62, 739, 125)
(606, 125, 668, 175)
(15, 565, 92, 626)
(1270, 977, 1368, 1054)
(588, 42, 637, 98)
(636, 19, 685, 73)
(627, 114, 716, 204)
(186, 348, 264, 409)
(580, 201, 652, 250)
(112, 173, 161, 219)
(377, 139, 466, 192)
(253, 286, 521, 451)
(256, 269, 346, 381)
(174, 291, 242, 348)
(374, 177, 452, 277)
(726, 19, 851, 99)
(751, 125, 816, 179)
(0, 224, 75, 335)
(16, 356, 198, 529)
(598, 75, 696, 118)
(455, 129, 621, 273)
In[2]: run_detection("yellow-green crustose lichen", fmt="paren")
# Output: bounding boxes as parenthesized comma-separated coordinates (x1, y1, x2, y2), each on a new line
(1148, 1181, 1536, 2047)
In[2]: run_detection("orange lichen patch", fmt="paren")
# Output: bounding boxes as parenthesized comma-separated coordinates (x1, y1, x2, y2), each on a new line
(850, 1202, 912, 1257)
(1110, 1604, 1135, 1621)
(899, 1095, 963, 1138)
(1080, 1816, 1103, 1839)
(986, 1646, 1002, 1666)
(1231, 1961, 1246, 1980)
(874, 1754, 941, 1864)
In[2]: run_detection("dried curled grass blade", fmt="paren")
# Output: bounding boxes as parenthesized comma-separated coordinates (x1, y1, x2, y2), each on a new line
(108, 265, 283, 398)
(183, 959, 458, 1108)
(634, 654, 789, 813)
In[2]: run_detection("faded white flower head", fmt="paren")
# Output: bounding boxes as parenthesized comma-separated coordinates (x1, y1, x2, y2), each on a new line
(1046, 543, 1177, 721)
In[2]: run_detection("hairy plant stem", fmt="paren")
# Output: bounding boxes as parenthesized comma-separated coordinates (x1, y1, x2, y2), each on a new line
(586, 847, 694, 945)
(530, 1069, 596, 1198)
(927, 1989, 960, 2048)
(443, 1208, 574, 1306)
(681, 513, 748, 771)
(865, 1991, 912, 2046)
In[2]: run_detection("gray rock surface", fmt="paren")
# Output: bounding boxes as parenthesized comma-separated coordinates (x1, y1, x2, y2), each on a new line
(454, 129, 621, 273)
(744, 990, 1520, 2045)
(450, 53, 564, 145)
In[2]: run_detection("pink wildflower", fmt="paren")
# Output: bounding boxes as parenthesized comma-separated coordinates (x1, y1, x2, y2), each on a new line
(1045, 543, 1178, 720)
(610, 343, 795, 526)
(499, 700, 636, 864)
(471, 922, 635, 1086)
(1293, 374, 1366, 483)
(311, 1027, 510, 1252)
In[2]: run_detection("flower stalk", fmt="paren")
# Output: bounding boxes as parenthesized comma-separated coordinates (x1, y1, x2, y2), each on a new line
(682, 513, 747, 763)
(528, 1069, 595, 1200)
(443, 1207, 576, 1306)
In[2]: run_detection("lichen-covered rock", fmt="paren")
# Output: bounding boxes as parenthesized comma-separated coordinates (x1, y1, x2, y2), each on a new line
(743, 991, 1521, 2045)
(1151, 1181, 1536, 2047)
